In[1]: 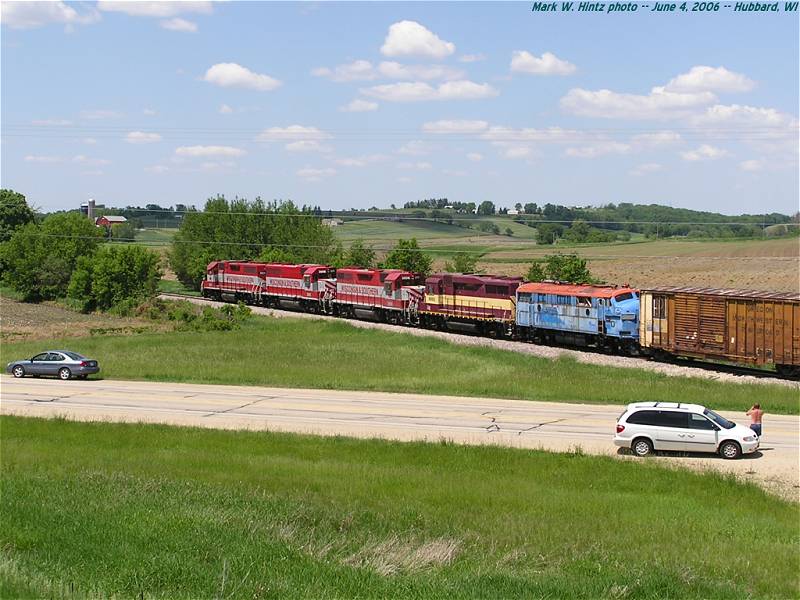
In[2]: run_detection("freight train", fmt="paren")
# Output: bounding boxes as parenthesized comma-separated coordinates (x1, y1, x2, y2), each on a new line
(201, 260, 800, 377)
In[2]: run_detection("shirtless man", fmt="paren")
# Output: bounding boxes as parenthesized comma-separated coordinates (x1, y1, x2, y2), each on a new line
(746, 404, 764, 437)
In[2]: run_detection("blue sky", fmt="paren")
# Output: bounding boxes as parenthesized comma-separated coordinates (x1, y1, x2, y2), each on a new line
(2, 1, 798, 214)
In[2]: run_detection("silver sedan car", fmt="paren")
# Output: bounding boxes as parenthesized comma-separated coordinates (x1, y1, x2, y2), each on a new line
(6, 350, 100, 380)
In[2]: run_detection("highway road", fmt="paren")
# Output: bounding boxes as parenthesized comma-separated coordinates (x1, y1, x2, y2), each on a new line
(2, 376, 798, 499)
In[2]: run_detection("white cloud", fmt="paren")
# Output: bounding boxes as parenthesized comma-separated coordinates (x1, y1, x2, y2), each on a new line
(680, 144, 728, 161)
(511, 50, 576, 76)
(422, 120, 489, 134)
(200, 161, 236, 171)
(1, 1, 99, 29)
(397, 176, 412, 184)
(564, 142, 631, 158)
(561, 86, 715, 120)
(362, 80, 498, 102)
(665, 66, 755, 94)
(24, 155, 64, 163)
(397, 141, 432, 156)
(219, 104, 234, 114)
(80, 109, 122, 120)
(175, 146, 246, 157)
(296, 167, 336, 181)
(504, 147, 531, 159)
(739, 159, 765, 172)
(631, 131, 682, 147)
(312, 60, 376, 82)
(83, 138, 97, 145)
(80, 169, 104, 176)
(397, 161, 432, 170)
(466, 152, 483, 162)
(691, 104, 795, 128)
(380, 20, 455, 59)
(378, 62, 463, 81)
(73, 155, 111, 166)
(481, 126, 577, 143)
(125, 131, 162, 144)
(145, 165, 169, 174)
(203, 63, 282, 91)
(97, 1, 212, 18)
(442, 169, 467, 176)
(459, 53, 486, 63)
(256, 125, 331, 142)
(160, 18, 197, 32)
(339, 99, 378, 113)
(31, 119, 72, 126)
(630, 163, 663, 176)
(313, 60, 463, 82)
(143, 108, 157, 116)
(332, 154, 387, 167)
(285, 140, 331, 153)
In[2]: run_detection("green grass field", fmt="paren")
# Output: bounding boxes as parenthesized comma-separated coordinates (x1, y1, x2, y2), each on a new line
(2, 316, 796, 414)
(2, 416, 797, 598)
(157, 279, 201, 296)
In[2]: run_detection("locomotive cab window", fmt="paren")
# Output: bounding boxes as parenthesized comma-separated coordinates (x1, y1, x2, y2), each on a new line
(303, 275, 311, 286)
(577, 296, 591, 307)
(518, 292, 531, 302)
(614, 292, 634, 302)
(384, 282, 393, 295)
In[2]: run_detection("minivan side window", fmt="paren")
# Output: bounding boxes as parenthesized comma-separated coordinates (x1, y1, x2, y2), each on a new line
(656, 411, 689, 428)
(688, 413, 716, 430)
(627, 410, 659, 426)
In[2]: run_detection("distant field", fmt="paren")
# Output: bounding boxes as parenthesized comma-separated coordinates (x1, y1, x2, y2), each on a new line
(2, 416, 797, 598)
(1, 315, 796, 413)
(134, 227, 177, 244)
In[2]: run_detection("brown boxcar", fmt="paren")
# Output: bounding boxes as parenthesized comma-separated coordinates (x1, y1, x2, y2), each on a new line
(639, 287, 800, 376)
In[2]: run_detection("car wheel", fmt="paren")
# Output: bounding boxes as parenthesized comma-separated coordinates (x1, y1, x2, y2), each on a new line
(58, 367, 72, 381)
(632, 437, 653, 457)
(11, 365, 25, 378)
(719, 440, 741, 460)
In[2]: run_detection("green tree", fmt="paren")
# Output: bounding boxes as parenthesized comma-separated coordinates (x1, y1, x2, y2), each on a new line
(0, 189, 36, 243)
(381, 238, 433, 276)
(110, 221, 137, 242)
(563, 219, 592, 243)
(170, 196, 341, 288)
(68, 245, 162, 312)
(526, 253, 595, 284)
(343, 239, 375, 268)
(477, 201, 496, 216)
(1, 212, 103, 301)
(444, 253, 479, 273)
(535, 223, 563, 245)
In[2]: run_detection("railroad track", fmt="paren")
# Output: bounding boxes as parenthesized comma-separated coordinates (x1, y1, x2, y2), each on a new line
(157, 292, 796, 383)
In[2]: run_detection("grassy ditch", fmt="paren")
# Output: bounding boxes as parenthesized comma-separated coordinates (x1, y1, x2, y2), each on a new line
(1, 316, 797, 414)
(1, 416, 798, 598)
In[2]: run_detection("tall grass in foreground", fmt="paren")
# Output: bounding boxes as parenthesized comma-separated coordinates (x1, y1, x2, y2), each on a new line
(1, 317, 797, 414)
(1, 416, 798, 598)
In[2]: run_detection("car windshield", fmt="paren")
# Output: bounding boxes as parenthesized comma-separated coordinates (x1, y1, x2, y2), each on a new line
(62, 351, 86, 360)
(704, 409, 735, 429)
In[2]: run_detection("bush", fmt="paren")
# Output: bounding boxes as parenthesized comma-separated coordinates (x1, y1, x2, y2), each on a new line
(134, 298, 252, 331)
(1, 212, 104, 301)
(444, 253, 479, 273)
(67, 245, 162, 312)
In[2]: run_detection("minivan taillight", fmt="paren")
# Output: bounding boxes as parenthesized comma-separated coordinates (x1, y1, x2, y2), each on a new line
(616, 424, 625, 434)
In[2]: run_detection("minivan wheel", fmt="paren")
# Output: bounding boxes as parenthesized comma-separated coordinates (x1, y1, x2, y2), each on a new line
(12, 365, 25, 378)
(58, 367, 72, 381)
(719, 440, 742, 460)
(632, 438, 654, 457)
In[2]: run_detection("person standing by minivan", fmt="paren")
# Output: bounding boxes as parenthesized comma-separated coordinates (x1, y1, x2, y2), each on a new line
(746, 404, 764, 437)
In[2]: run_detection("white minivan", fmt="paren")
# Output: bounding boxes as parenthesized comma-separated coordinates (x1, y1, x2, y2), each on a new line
(614, 402, 759, 459)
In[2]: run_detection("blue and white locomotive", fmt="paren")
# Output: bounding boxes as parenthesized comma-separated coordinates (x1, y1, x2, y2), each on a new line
(515, 282, 640, 353)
